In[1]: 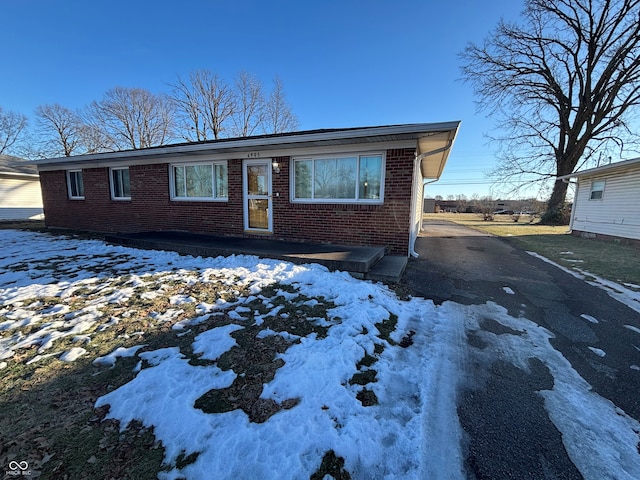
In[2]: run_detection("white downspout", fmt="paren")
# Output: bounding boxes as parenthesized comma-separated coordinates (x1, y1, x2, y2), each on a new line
(409, 141, 453, 257)
(562, 176, 578, 232)
(409, 153, 422, 258)
(409, 177, 439, 257)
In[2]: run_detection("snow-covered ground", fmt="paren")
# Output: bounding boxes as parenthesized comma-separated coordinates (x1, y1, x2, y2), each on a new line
(1, 230, 639, 479)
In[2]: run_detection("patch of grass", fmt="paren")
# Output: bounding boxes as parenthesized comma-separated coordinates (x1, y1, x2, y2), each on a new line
(426, 213, 640, 286)
(174, 450, 200, 470)
(510, 233, 640, 285)
(356, 353, 377, 369)
(349, 369, 377, 386)
(351, 350, 382, 407)
(1, 354, 164, 479)
(195, 331, 297, 423)
(311, 450, 351, 480)
(0, 270, 250, 479)
(193, 284, 337, 423)
(356, 388, 379, 406)
(375, 313, 398, 346)
(424, 213, 566, 236)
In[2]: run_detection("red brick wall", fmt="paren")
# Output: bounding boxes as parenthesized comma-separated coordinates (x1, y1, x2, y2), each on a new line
(40, 148, 414, 255)
(40, 162, 244, 236)
(271, 150, 413, 254)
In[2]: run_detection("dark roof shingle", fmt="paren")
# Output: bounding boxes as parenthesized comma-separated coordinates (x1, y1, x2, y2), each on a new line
(0, 155, 38, 175)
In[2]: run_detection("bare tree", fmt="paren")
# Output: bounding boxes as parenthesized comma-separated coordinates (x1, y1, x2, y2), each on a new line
(87, 87, 174, 150)
(460, 0, 640, 223)
(76, 121, 112, 154)
(232, 71, 265, 137)
(0, 106, 28, 155)
(263, 76, 299, 134)
(455, 194, 468, 212)
(35, 104, 83, 157)
(169, 73, 208, 142)
(477, 196, 496, 221)
(169, 70, 235, 141)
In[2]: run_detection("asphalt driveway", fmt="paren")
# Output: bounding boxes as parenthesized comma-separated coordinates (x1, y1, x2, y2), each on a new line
(401, 219, 640, 479)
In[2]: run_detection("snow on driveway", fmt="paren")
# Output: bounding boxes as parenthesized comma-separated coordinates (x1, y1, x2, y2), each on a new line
(1, 230, 639, 479)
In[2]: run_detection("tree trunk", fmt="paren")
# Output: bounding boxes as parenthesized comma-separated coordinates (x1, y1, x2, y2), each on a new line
(542, 178, 570, 224)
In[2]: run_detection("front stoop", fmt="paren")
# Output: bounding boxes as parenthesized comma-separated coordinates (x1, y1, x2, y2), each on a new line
(365, 255, 408, 283)
(105, 231, 407, 282)
(106, 232, 386, 276)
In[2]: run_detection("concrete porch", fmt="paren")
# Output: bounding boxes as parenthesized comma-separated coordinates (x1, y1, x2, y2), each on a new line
(105, 231, 408, 283)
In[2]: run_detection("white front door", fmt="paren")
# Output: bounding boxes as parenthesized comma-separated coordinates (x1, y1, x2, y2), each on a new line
(243, 159, 272, 232)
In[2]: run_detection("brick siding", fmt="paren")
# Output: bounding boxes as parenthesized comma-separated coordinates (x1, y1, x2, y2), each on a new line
(40, 148, 415, 255)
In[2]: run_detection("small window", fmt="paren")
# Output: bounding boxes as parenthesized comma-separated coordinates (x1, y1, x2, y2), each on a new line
(67, 170, 84, 199)
(589, 180, 605, 200)
(170, 162, 228, 201)
(110, 167, 131, 200)
(292, 153, 384, 203)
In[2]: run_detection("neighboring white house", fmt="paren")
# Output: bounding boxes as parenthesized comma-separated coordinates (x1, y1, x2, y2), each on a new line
(560, 157, 640, 243)
(0, 155, 44, 220)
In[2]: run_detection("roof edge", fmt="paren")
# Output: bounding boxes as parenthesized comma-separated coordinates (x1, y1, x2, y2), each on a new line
(0, 171, 40, 179)
(31, 122, 461, 166)
(559, 156, 640, 180)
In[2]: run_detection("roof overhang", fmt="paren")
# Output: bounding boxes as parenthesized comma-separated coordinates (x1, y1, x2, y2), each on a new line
(558, 157, 640, 180)
(32, 122, 461, 173)
(0, 171, 40, 180)
(416, 127, 460, 179)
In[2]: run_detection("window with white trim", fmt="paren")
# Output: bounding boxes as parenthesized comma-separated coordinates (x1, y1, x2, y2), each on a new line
(110, 167, 131, 200)
(292, 153, 384, 203)
(67, 170, 84, 199)
(170, 162, 228, 200)
(589, 180, 605, 200)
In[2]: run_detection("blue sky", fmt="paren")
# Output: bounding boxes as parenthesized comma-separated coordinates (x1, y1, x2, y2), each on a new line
(1, 0, 527, 199)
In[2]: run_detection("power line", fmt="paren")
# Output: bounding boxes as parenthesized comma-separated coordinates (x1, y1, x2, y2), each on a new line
(430, 180, 498, 185)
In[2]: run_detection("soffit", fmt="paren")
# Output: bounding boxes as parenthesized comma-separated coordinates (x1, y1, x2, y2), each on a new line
(417, 128, 459, 180)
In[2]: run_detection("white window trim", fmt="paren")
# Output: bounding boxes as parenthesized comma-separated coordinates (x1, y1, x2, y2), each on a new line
(169, 161, 228, 202)
(589, 180, 605, 200)
(67, 169, 84, 200)
(290, 152, 385, 204)
(110, 167, 131, 201)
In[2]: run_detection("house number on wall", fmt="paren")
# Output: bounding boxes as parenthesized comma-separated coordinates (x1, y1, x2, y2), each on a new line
(247, 152, 261, 158)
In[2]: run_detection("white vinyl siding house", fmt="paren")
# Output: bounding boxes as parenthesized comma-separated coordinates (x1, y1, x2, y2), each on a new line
(0, 156, 44, 220)
(560, 157, 640, 241)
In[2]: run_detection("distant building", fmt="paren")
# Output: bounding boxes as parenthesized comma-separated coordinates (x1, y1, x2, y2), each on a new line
(423, 198, 436, 213)
(434, 200, 459, 213)
(0, 155, 44, 220)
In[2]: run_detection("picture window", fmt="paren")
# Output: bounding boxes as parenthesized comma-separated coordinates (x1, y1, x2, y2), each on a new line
(171, 162, 228, 201)
(292, 153, 384, 203)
